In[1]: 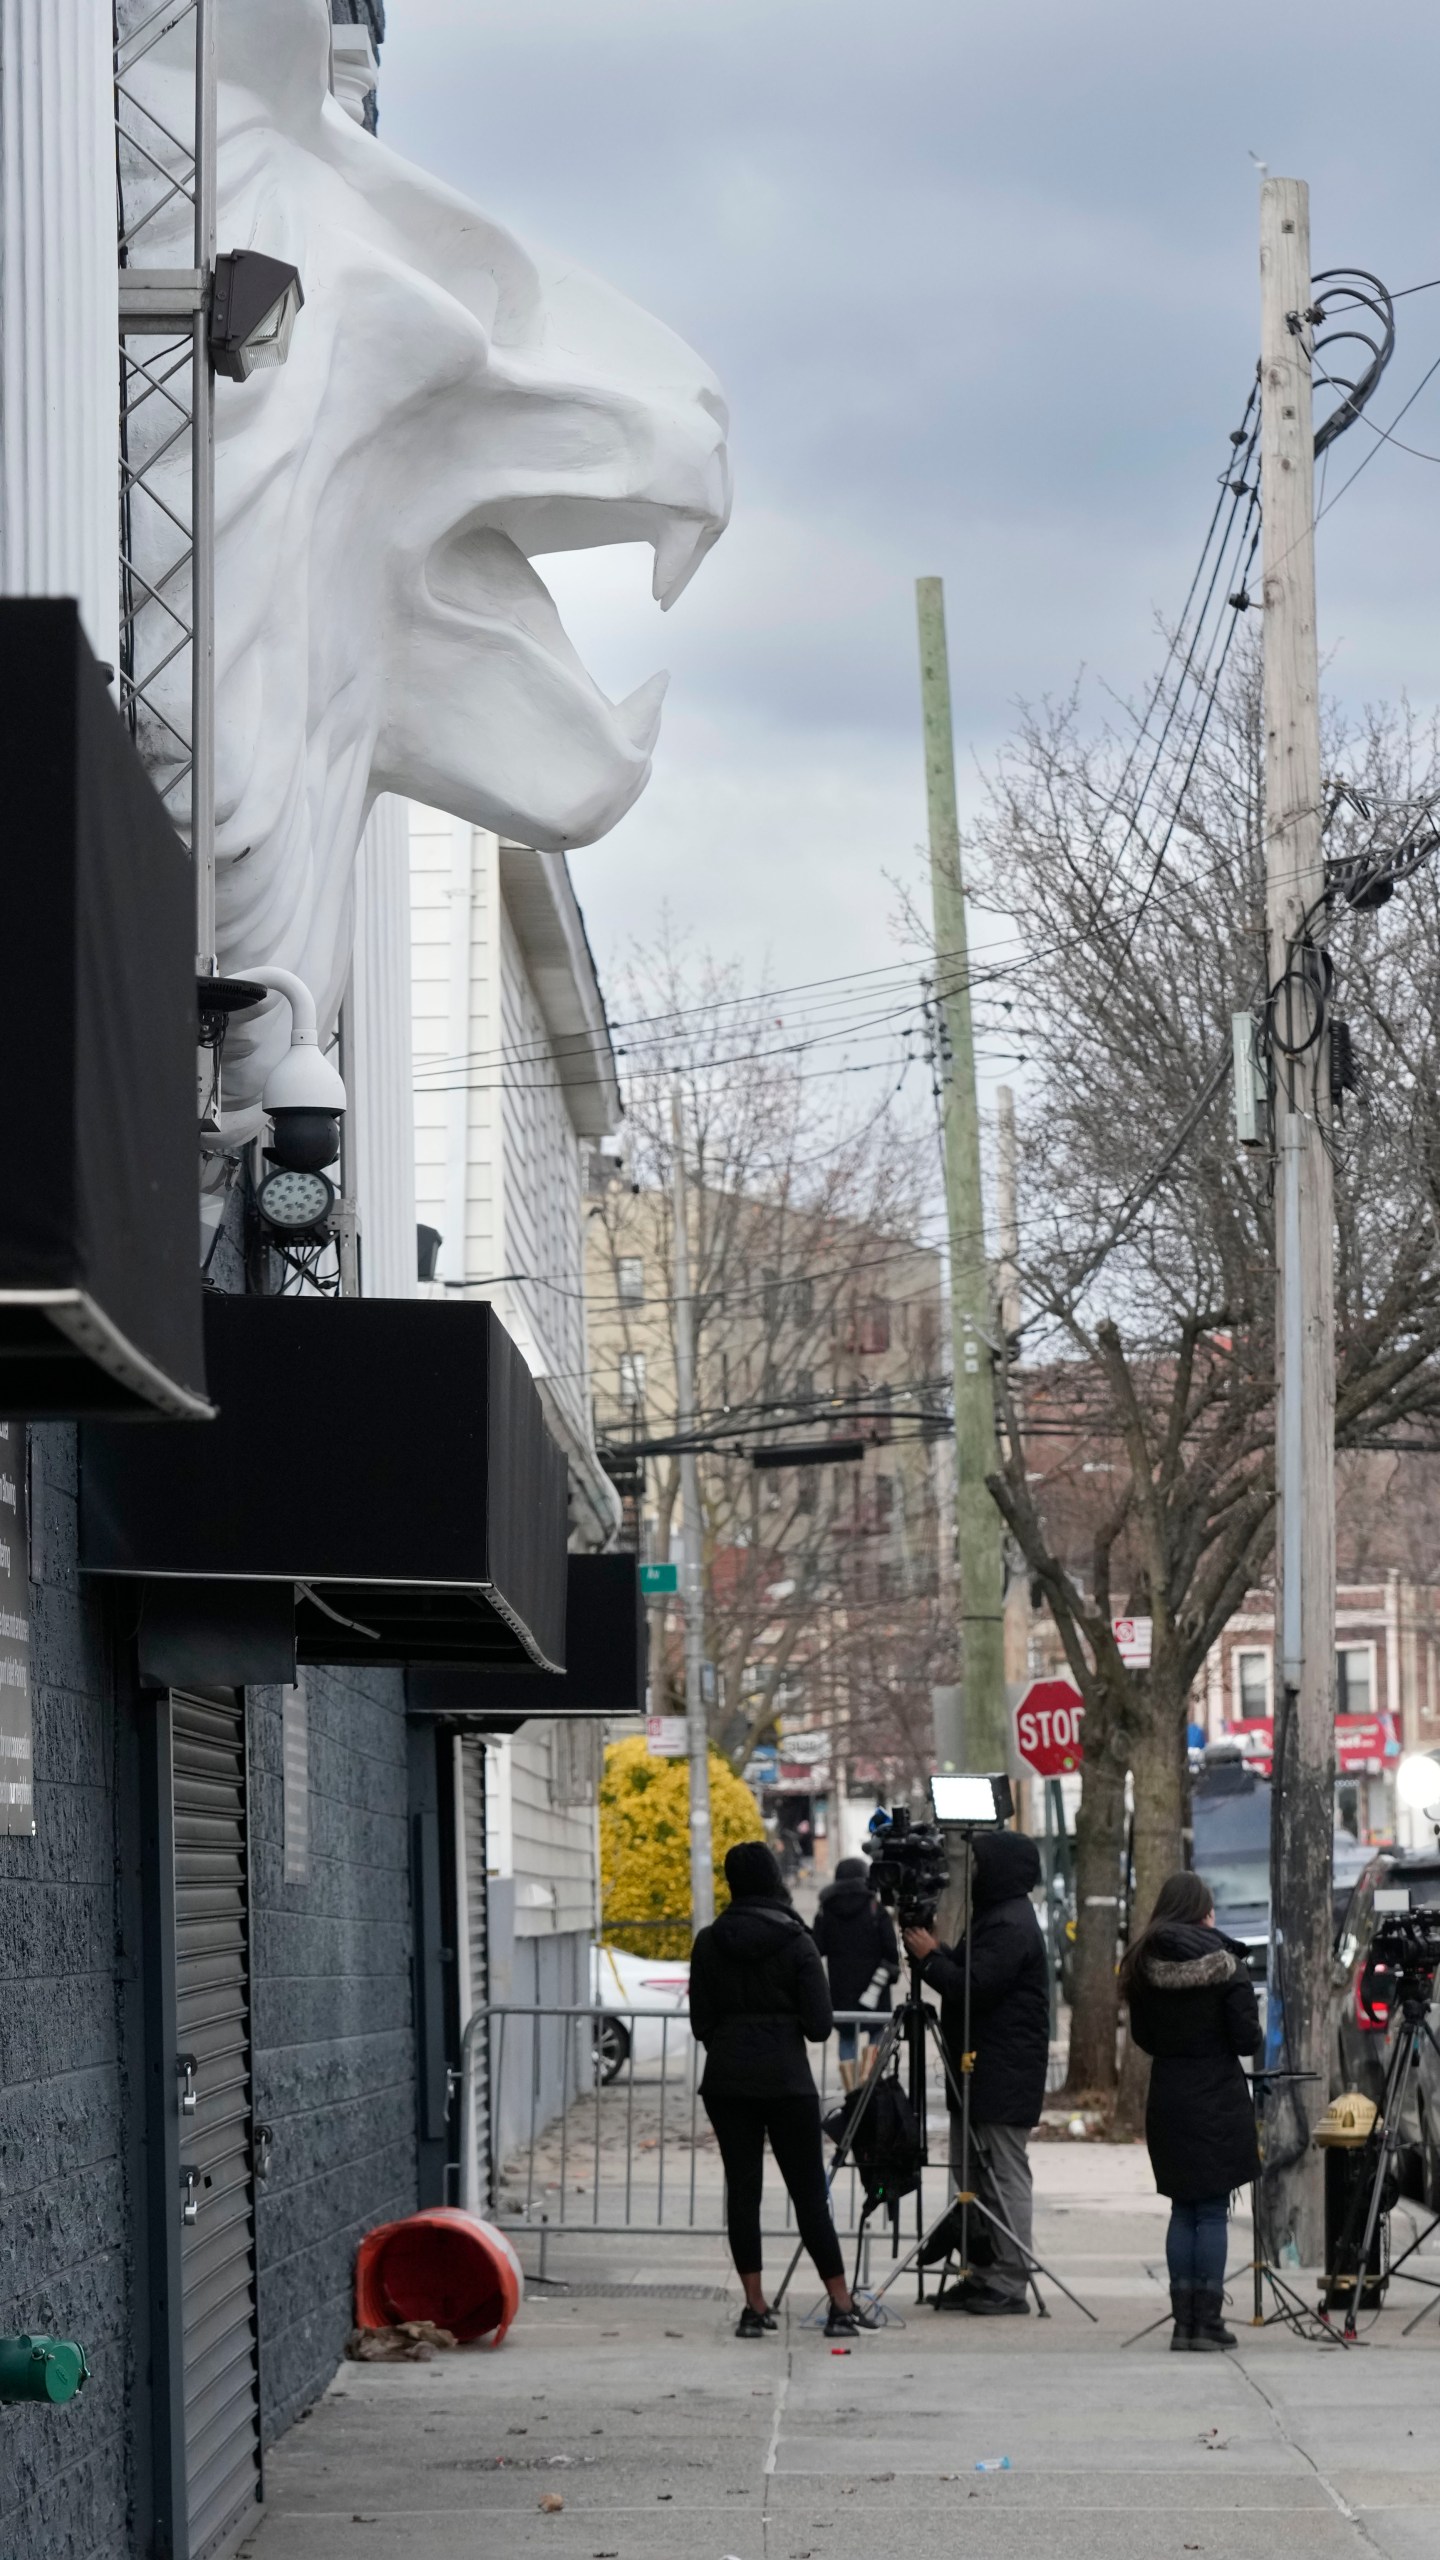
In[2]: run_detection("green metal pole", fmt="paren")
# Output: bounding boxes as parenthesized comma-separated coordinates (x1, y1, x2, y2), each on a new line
(916, 576, 1007, 1771)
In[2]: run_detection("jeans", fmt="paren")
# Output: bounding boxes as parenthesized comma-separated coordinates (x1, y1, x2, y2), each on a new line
(950, 2117, 1034, 2300)
(1165, 2194, 1229, 2290)
(836, 2020, 883, 2063)
(703, 2092, 845, 2283)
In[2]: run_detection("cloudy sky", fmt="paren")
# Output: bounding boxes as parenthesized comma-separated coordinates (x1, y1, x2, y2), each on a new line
(379, 1, 1440, 1013)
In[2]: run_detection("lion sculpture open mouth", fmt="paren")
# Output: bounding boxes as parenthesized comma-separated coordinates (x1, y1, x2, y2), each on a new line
(120, 0, 730, 1112)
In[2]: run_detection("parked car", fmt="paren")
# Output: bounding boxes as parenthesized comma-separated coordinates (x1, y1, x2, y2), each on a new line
(590, 1942, 692, 2083)
(1192, 1757, 1270, 1979)
(1332, 1852, 1440, 2197)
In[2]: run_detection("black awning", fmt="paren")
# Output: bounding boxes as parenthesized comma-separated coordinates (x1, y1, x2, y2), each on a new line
(406, 1552, 647, 1723)
(0, 600, 211, 1419)
(81, 1295, 568, 1669)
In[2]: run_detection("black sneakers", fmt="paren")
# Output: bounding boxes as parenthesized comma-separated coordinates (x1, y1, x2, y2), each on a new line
(735, 2306, 778, 2338)
(823, 2299, 883, 2337)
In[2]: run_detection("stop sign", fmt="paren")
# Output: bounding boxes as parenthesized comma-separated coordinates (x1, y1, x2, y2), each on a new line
(1013, 1678, 1085, 1776)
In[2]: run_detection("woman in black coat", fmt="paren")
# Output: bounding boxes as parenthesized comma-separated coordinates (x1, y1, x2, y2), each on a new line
(690, 1841, 877, 2340)
(1120, 1869, 1263, 2352)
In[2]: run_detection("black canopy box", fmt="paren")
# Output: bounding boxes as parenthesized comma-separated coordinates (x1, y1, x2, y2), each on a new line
(80, 1296, 568, 1671)
(0, 599, 210, 1418)
(405, 1552, 647, 1726)
(135, 1576, 298, 1692)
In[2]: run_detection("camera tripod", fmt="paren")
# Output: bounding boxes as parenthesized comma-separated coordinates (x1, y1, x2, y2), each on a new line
(773, 1892, 1094, 2324)
(1326, 1985, 1440, 2341)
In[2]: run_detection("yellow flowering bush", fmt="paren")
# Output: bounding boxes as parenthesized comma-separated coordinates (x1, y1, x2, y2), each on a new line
(599, 1734, 765, 1958)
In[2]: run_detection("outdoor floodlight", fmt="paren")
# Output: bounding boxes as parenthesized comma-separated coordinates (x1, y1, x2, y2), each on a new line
(1397, 1751, 1440, 1814)
(209, 250, 304, 382)
(930, 1772, 1014, 1827)
(241, 966, 346, 1172)
(256, 1167, 335, 1239)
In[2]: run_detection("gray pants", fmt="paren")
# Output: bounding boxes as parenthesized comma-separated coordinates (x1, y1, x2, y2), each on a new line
(948, 2117, 1034, 2299)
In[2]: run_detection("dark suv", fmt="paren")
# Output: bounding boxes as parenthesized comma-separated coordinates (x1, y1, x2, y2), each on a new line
(1332, 1852, 1440, 2186)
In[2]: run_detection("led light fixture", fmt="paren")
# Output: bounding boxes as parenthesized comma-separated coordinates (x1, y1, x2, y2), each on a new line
(930, 1772, 1014, 1827)
(1397, 1752, 1440, 1814)
(209, 250, 304, 383)
(256, 1167, 334, 1237)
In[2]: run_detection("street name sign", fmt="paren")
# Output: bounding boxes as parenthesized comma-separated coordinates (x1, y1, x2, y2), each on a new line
(639, 1562, 679, 1597)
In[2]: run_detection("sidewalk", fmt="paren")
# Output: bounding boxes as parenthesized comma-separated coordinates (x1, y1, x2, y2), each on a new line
(240, 2144, 1440, 2560)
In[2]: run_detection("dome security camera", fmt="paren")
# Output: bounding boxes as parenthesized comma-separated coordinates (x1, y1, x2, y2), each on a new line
(240, 967, 347, 1172)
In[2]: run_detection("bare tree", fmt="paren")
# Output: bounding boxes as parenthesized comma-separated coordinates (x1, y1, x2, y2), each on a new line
(956, 638, 1440, 2099)
(586, 930, 951, 1782)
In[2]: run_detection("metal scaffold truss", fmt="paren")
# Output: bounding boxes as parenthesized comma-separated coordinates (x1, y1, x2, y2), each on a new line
(115, 0, 215, 964)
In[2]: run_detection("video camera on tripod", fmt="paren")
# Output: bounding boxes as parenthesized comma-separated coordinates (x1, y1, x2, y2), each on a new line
(863, 1774, 1018, 1930)
(1324, 1889, 1440, 2336)
(1360, 1897, 1440, 2024)
(863, 1806, 952, 1930)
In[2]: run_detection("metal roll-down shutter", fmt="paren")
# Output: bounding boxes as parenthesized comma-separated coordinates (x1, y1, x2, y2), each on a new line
(172, 1689, 261, 2558)
(459, 1736, 491, 2207)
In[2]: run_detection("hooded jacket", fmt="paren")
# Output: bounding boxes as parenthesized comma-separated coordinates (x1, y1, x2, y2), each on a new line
(812, 1872, 900, 2012)
(689, 1897, 834, 2099)
(915, 1831, 1050, 2126)
(1125, 1920, 1262, 2200)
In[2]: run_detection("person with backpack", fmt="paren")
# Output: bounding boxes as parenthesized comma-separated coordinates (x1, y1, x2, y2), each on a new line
(1119, 1869, 1262, 2351)
(812, 1856, 900, 2088)
(903, 1828, 1050, 2314)
(689, 1840, 881, 2340)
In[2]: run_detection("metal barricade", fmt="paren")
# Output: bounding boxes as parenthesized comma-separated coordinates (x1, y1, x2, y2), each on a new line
(456, 2000, 929, 2249)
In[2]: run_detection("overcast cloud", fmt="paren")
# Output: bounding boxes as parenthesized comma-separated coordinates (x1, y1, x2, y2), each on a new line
(379, 0, 1440, 997)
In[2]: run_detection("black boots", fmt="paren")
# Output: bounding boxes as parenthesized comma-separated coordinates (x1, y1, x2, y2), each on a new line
(1190, 2287, 1237, 2351)
(1170, 2284, 1237, 2349)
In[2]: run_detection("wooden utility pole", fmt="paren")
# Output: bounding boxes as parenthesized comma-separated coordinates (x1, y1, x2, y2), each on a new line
(995, 1085, 1032, 1698)
(671, 1086, 715, 1933)
(1259, 177, 1335, 2262)
(995, 1084, 1021, 1341)
(916, 578, 1007, 1771)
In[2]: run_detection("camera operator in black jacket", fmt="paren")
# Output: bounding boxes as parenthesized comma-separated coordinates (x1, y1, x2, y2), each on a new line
(903, 1828, 1049, 2315)
(690, 1841, 879, 2339)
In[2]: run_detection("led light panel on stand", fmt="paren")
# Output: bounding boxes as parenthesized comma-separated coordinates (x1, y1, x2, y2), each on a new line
(930, 1772, 1014, 1826)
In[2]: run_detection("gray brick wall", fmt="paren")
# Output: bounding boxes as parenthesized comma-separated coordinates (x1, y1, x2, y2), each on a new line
(249, 1668, 416, 2446)
(0, 1427, 131, 2560)
(0, 1443, 424, 2545)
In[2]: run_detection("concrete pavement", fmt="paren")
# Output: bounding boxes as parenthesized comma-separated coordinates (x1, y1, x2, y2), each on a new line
(240, 2144, 1440, 2560)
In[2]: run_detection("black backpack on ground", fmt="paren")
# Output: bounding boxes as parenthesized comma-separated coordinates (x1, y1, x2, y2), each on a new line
(823, 2071, 923, 2216)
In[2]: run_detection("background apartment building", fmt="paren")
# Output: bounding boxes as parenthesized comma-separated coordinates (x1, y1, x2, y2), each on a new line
(586, 1168, 954, 1862)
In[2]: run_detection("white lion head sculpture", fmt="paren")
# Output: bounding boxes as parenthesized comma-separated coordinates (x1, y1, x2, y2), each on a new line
(121, 0, 730, 1110)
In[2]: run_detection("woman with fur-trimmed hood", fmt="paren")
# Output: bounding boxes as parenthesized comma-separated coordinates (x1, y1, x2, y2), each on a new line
(1120, 1870, 1262, 2352)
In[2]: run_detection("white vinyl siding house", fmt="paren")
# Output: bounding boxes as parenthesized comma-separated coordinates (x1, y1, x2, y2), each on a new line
(410, 808, 622, 2184)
